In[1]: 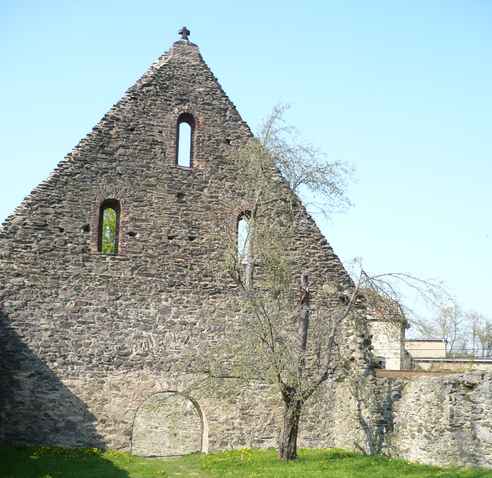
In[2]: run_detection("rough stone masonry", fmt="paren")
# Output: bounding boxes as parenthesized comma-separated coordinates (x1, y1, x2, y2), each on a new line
(1, 31, 491, 469)
(0, 33, 370, 456)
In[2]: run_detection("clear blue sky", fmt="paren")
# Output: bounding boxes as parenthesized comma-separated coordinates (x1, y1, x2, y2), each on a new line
(2, 1, 491, 319)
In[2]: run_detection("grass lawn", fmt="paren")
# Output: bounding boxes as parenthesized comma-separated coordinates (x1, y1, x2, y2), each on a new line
(0, 446, 490, 478)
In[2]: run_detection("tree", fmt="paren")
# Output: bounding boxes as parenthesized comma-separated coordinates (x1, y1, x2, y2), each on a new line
(467, 310, 483, 357)
(412, 297, 464, 354)
(101, 207, 117, 254)
(207, 106, 448, 461)
(208, 106, 368, 461)
(464, 311, 492, 358)
(259, 104, 352, 218)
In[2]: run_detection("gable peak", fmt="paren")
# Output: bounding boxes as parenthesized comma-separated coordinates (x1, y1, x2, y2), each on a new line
(178, 26, 191, 41)
(173, 25, 199, 52)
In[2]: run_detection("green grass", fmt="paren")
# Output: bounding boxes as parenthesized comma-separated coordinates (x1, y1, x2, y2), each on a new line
(0, 446, 490, 478)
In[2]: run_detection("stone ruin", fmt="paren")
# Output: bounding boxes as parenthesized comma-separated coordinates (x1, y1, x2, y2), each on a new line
(1, 30, 491, 468)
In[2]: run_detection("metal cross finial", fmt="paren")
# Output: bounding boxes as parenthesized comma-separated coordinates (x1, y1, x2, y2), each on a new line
(179, 26, 190, 41)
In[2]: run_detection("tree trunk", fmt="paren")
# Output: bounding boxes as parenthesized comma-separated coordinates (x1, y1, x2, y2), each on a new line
(278, 398, 303, 460)
(297, 272, 310, 377)
(278, 274, 310, 460)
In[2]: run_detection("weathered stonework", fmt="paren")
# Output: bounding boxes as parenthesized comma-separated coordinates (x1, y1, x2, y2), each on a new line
(2, 34, 490, 471)
(0, 38, 367, 456)
(131, 392, 203, 456)
(368, 320, 407, 370)
(377, 372, 492, 468)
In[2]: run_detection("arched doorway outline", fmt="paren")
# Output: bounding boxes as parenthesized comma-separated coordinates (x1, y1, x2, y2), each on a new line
(129, 390, 208, 455)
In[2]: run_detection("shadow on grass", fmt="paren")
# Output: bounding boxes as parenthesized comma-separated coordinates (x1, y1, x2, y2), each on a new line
(0, 447, 130, 478)
(321, 449, 358, 461)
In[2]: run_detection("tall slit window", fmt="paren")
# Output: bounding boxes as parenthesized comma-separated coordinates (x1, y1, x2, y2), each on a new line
(176, 113, 194, 168)
(237, 212, 252, 266)
(98, 199, 121, 254)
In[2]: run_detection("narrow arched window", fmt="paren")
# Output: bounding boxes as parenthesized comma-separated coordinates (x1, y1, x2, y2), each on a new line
(237, 212, 253, 287)
(176, 113, 194, 168)
(98, 199, 120, 254)
(237, 212, 252, 265)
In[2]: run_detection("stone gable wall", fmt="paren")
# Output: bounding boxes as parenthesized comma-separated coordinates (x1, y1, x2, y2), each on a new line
(2, 38, 490, 470)
(0, 40, 366, 454)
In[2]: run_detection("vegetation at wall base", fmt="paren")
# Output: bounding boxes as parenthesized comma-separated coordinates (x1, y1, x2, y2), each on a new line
(0, 446, 490, 478)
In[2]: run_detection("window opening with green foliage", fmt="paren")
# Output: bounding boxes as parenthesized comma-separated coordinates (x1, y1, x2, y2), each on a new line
(98, 199, 120, 254)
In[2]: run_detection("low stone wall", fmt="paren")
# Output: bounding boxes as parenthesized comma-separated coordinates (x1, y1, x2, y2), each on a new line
(379, 372, 492, 468)
(415, 359, 492, 373)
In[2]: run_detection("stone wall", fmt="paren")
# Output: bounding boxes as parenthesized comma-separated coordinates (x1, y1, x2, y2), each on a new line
(368, 320, 406, 370)
(2, 36, 490, 470)
(131, 392, 203, 457)
(414, 359, 492, 372)
(0, 39, 368, 454)
(378, 372, 492, 468)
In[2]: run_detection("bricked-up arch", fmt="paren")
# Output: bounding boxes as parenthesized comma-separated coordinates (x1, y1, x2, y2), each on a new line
(98, 199, 121, 254)
(176, 113, 195, 168)
(130, 391, 208, 457)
